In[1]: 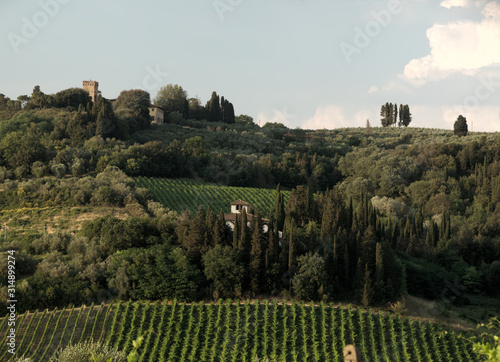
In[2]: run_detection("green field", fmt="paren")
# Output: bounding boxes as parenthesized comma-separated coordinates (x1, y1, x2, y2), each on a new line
(134, 177, 291, 215)
(1, 300, 479, 361)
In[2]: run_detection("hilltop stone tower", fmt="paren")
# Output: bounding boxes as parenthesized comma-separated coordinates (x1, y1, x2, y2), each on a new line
(82, 80, 99, 103)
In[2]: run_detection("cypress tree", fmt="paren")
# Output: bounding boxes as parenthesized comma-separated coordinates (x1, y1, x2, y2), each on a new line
(348, 196, 353, 229)
(205, 205, 215, 248)
(375, 242, 384, 285)
(265, 221, 279, 269)
(272, 184, 285, 232)
(355, 257, 363, 289)
(320, 191, 335, 241)
(360, 226, 377, 271)
(205, 91, 221, 122)
(425, 229, 432, 247)
(394, 103, 398, 126)
(96, 110, 105, 137)
(492, 176, 500, 206)
(183, 206, 207, 265)
(213, 209, 227, 246)
(440, 212, 446, 240)
(288, 224, 295, 273)
(233, 213, 240, 249)
(239, 209, 250, 263)
(226, 102, 235, 124)
(361, 264, 374, 307)
(445, 212, 451, 240)
(249, 210, 263, 295)
(221, 96, 235, 124)
(380, 104, 387, 127)
(402, 105, 412, 127)
(454, 115, 468, 136)
(332, 235, 338, 275)
(344, 243, 350, 283)
(431, 221, 439, 246)
(375, 242, 384, 301)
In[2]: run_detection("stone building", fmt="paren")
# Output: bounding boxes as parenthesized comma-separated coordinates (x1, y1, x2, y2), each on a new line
(224, 200, 269, 233)
(83, 80, 164, 125)
(82, 80, 99, 103)
(149, 104, 165, 125)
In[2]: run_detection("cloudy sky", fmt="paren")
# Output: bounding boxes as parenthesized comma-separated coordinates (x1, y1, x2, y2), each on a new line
(1, 0, 499, 131)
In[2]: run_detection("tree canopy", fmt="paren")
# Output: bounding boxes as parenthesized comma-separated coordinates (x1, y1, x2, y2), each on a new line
(154, 84, 189, 119)
(454, 115, 468, 136)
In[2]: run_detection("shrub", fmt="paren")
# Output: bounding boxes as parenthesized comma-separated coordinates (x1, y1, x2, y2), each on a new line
(51, 163, 67, 178)
(49, 340, 126, 361)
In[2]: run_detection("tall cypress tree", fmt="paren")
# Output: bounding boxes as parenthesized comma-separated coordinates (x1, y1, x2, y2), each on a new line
(205, 91, 221, 122)
(249, 210, 263, 295)
(402, 105, 412, 127)
(221, 96, 235, 124)
(348, 197, 353, 229)
(344, 243, 350, 283)
(381, 103, 390, 127)
(233, 213, 240, 249)
(272, 184, 286, 232)
(182, 206, 208, 265)
(393, 103, 398, 127)
(288, 223, 295, 273)
(375, 242, 384, 285)
(265, 221, 279, 269)
(213, 209, 227, 246)
(320, 191, 335, 241)
(205, 205, 215, 248)
(239, 209, 250, 263)
(361, 263, 374, 307)
(360, 226, 377, 272)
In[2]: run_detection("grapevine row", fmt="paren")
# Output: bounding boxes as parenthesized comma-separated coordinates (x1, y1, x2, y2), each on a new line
(0, 300, 481, 361)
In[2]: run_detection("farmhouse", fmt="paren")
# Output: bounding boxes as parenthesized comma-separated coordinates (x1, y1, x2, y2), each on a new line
(149, 104, 165, 125)
(224, 200, 269, 233)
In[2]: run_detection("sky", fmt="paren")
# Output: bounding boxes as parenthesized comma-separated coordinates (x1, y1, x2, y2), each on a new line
(1, 0, 499, 132)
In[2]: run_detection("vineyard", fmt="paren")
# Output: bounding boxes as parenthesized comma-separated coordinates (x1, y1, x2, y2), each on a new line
(1, 300, 480, 361)
(134, 177, 291, 214)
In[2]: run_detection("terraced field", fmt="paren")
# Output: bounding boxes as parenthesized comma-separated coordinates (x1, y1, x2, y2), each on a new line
(134, 177, 291, 215)
(1, 300, 479, 361)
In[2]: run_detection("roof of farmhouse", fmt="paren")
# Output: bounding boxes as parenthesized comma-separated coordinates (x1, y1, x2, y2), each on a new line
(230, 200, 252, 206)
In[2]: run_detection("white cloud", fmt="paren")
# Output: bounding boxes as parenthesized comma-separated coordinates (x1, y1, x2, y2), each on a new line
(440, 0, 471, 8)
(440, 0, 488, 9)
(405, 104, 499, 132)
(483, 1, 500, 19)
(442, 104, 500, 131)
(301, 105, 369, 130)
(256, 106, 296, 127)
(403, 1, 500, 83)
(368, 86, 379, 93)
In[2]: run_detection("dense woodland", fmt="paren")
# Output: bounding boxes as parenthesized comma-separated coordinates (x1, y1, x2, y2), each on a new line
(0, 85, 499, 318)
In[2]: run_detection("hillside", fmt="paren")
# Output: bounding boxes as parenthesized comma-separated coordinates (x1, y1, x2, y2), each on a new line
(0, 98, 499, 360)
(0, 300, 479, 362)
